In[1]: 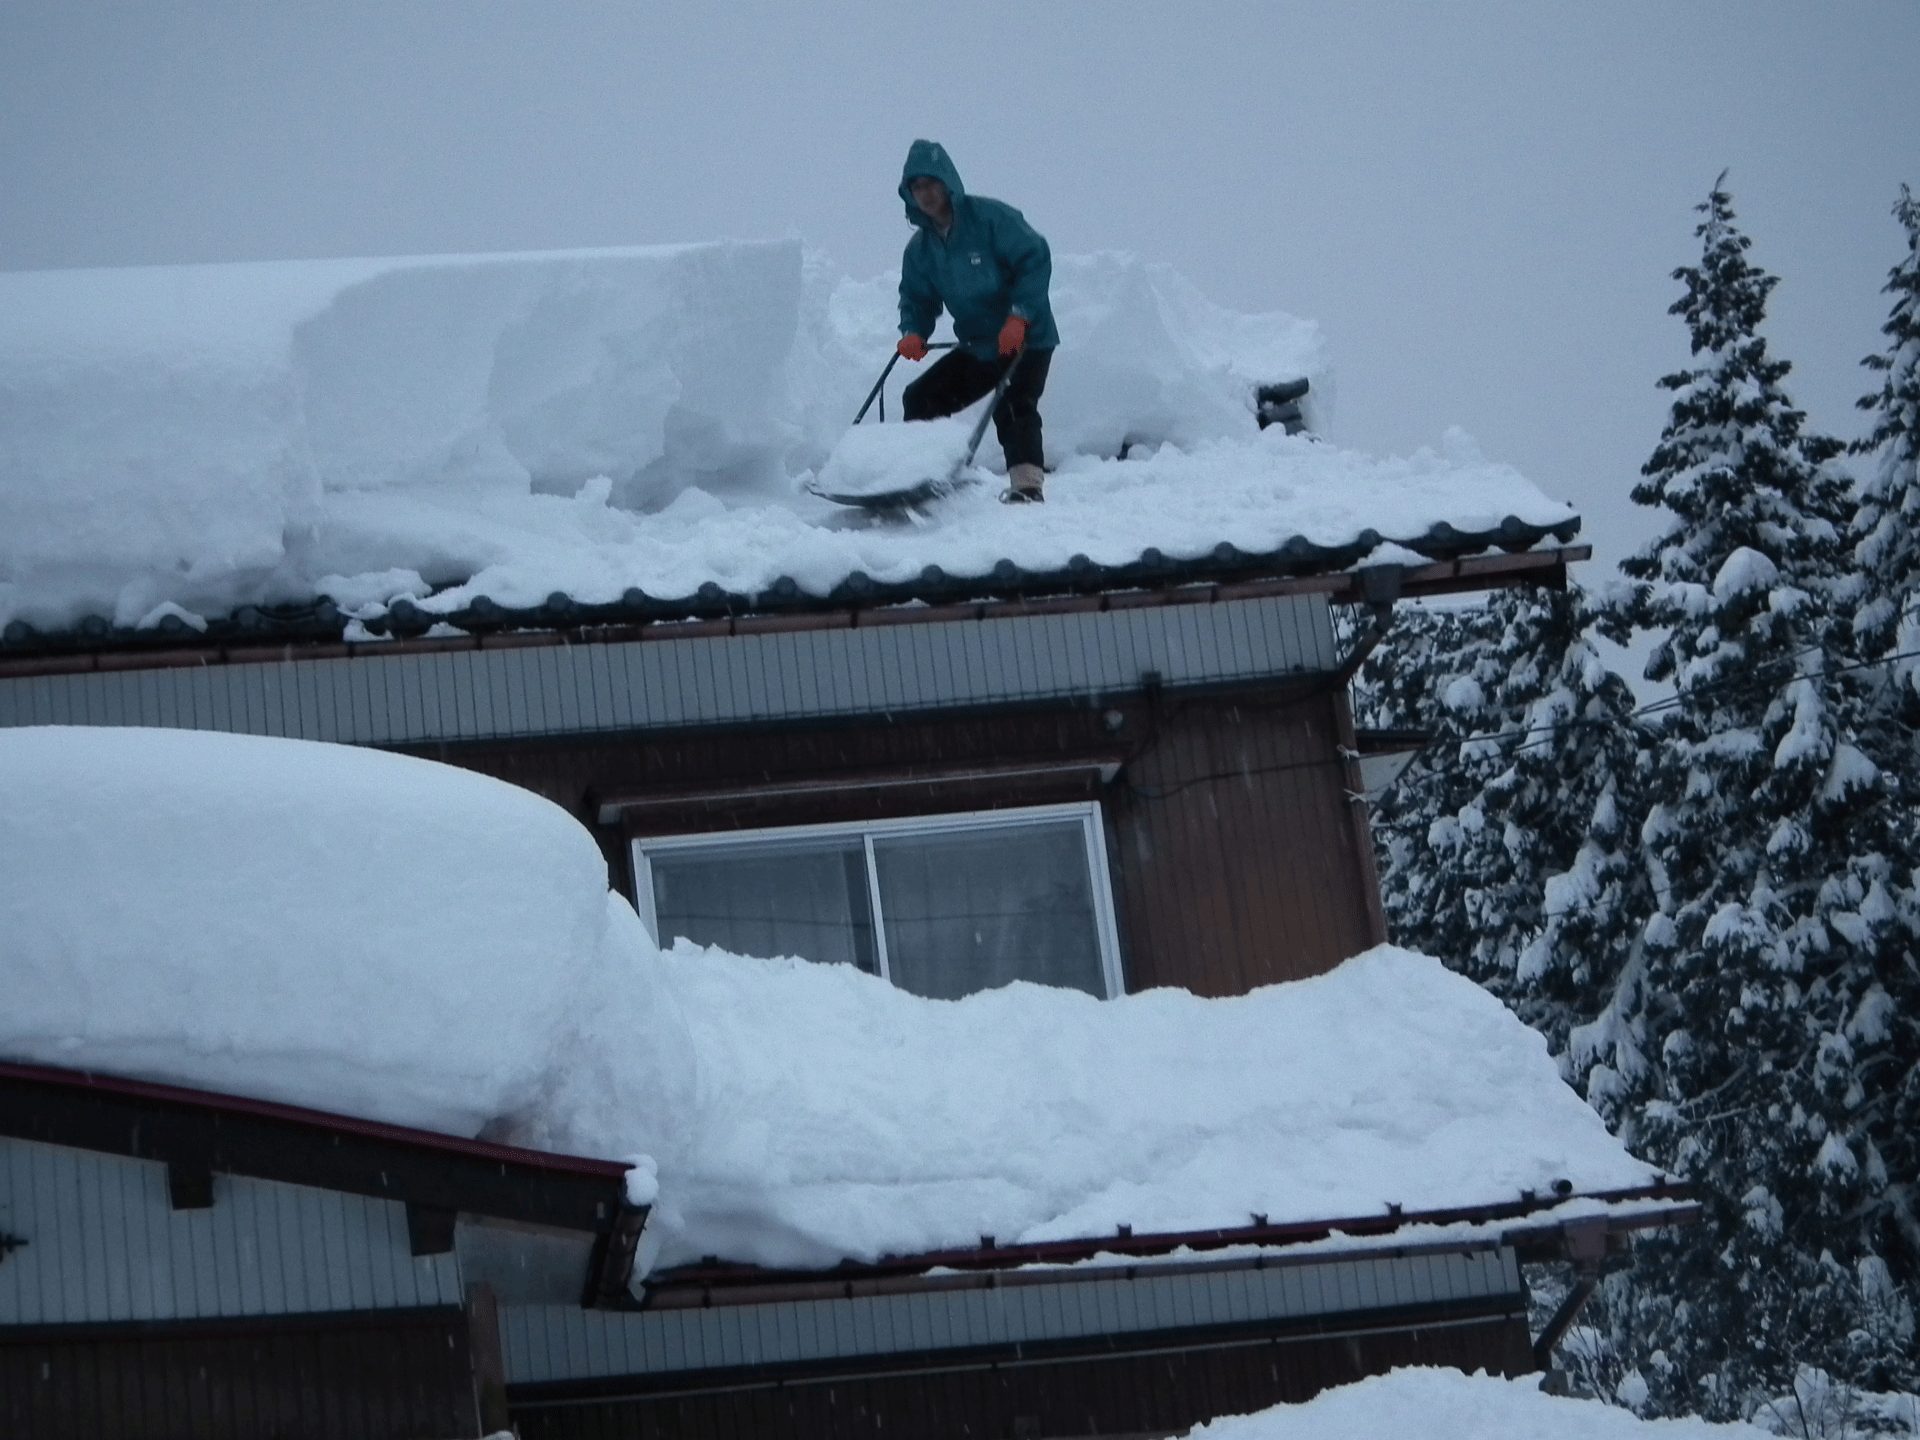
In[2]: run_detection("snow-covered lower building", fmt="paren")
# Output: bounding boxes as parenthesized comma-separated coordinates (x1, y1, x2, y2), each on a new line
(0, 244, 1691, 1439)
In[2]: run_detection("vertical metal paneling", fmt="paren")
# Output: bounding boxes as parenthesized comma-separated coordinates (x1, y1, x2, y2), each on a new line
(0, 1136, 460, 1326)
(499, 1247, 1524, 1385)
(0, 595, 1337, 744)
(503, 1302, 1533, 1440)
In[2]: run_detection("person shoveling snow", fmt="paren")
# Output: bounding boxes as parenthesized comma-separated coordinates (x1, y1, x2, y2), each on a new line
(895, 138, 1058, 503)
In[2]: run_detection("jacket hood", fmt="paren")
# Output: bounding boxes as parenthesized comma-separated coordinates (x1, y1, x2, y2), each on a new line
(899, 139, 966, 228)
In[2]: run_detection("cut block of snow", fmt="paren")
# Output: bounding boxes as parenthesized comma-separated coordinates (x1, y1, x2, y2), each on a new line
(1188, 1368, 1776, 1439)
(810, 411, 981, 497)
(0, 242, 801, 630)
(0, 241, 1576, 639)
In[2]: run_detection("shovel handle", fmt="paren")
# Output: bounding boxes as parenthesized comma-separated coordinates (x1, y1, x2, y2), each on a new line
(957, 347, 1025, 471)
(853, 342, 957, 426)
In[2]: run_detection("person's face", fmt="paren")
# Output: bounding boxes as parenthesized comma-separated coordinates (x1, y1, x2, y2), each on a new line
(910, 176, 950, 219)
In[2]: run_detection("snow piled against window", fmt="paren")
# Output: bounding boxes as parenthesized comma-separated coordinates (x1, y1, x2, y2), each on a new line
(0, 727, 1654, 1272)
(0, 242, 1574, 634)
(1190, 1369, 1775, 1439)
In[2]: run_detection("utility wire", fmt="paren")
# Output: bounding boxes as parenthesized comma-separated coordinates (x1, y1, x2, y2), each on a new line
(1122, 643, 1920, 805)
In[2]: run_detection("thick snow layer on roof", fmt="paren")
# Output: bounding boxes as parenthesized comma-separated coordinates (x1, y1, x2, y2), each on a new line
(634, 937, 1655, 1269)
(0, 242, 1574, 635)
(0, 727, 1653, 1272)
(0, 725, 699, 1145)
(1190, 1369, 1774, 1439)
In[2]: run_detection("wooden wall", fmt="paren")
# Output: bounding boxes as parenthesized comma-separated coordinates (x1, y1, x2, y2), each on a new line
(0, 1306, 479, 1440)
(508, 1312, 1533, 1440)
(409, 681, 1382, 996)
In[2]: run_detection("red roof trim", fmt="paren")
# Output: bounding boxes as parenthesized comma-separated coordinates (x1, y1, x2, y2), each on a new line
(0, 1056, 626, 1180)
(648, 1181, 1695, 1295)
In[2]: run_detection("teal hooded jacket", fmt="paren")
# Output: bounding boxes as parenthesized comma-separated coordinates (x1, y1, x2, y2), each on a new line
(898, 139, 1059, 360)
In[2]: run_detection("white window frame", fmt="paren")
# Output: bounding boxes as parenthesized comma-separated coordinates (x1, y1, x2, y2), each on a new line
(630, 801, 1125, 999)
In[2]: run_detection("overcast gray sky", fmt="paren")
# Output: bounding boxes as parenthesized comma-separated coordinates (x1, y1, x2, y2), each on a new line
(3, 1, 1915, 597)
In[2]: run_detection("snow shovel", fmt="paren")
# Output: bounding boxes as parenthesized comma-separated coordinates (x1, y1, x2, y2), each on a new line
(808, 347, 1025, 513)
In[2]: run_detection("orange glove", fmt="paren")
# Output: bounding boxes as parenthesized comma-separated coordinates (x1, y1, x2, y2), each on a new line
(997, 315, 1028, 356)
(897, 334, 929, 362)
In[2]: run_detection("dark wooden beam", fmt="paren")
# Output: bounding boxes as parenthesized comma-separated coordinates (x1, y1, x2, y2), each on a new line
(0, 1061, 627, 1239)
(406, 1204, 458, 1257)
(166, 1161, 214, 1211)
(584, 1200, 652, 1309)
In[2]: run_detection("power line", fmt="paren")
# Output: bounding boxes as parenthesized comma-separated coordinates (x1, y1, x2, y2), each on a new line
(1122, 643, 1920, 806)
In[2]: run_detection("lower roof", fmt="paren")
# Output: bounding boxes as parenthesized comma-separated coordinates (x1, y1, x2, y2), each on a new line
(0, 1059, 647, 1306)
(639, 1183, 1698, 1309)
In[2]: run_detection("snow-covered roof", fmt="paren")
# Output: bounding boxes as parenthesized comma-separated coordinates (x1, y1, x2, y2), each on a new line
(0, 243, 1578, 652)
(2, 725, 1658, 1275)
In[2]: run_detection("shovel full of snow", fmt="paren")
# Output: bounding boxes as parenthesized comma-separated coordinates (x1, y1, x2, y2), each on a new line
(807, 346, 1025, 513)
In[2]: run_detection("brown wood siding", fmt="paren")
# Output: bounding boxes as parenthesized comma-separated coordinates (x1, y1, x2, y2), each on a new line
(403, 682, 1381, 996)
(0, 1307, 479, 1440)
(508, 1312, 1533, 1440)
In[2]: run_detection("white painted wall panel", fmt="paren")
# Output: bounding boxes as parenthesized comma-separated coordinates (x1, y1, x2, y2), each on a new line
(0, 1135, 462, 1325)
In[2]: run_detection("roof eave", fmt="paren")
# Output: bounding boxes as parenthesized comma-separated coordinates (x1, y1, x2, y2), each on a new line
(0, 545, 1592, 681)
(639, 1179, 1694, 1310)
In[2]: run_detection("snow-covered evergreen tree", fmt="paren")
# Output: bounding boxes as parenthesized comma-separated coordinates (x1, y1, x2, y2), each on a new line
(1351, 581, 1652, 1059)
(1486, 584, 1654, 1053)
(1583, 178, 1916, 1419)
(1837, 182, 1920, 1409)
(1851, 185, 1920, 728)
(1349, 597, 1512, 962)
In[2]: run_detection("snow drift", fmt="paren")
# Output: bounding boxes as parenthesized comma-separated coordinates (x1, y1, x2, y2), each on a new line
(0, 242, 1574, 637)
(0, 724, 698, 1150)
(642, 932, 1656, 1270)
(0, 726, 1656, 1273)
(1190, 1368, 1777, 1439)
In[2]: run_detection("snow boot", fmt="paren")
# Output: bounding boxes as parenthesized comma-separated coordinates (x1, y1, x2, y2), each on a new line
(1003, 462, 1045, 504)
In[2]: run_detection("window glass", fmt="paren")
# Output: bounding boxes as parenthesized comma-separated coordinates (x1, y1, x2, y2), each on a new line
(873, 821, 1105, 1000)
(648, 837, 877, 973)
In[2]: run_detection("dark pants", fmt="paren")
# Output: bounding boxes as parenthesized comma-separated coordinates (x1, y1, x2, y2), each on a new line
(902, 347, 1052, 469)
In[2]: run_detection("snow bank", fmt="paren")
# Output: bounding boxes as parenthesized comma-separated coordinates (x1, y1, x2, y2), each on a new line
(633, 936, 1656, 1270)
(313, 425, 1565, 625)
(0, 725, 698, 1150)
(1755, 1369, 1920, 1438)
(0, 727, 1652, 1272)
(0, 243, 1573, 636)
(1191, 1369, 1774, 1439)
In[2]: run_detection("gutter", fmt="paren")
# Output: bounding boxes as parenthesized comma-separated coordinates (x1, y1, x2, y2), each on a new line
(1329, 562, 1404, 688)
(643, 1183, 1697, 1310)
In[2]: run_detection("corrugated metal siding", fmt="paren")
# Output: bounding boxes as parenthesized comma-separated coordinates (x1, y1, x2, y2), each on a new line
(510, 1312, 1535, 1440)
(500, 1248, 1521, 1384)
(0, 1136, 463, 1326)
(0, 596, 1338, 744)
(0, 1306, 478, 1440)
